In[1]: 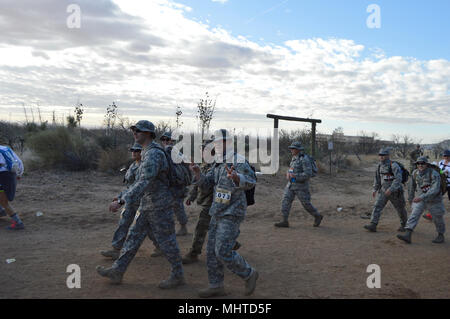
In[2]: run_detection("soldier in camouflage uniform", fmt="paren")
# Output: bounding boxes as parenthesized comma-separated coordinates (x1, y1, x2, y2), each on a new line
(182, 141, 241, 265)
(275, 142, 323, 228)
(409, 145, 423, 173)
(190, 129, 258, 298)
(97, 120, 185, 289)
(397, 156, 446, 244)
(364, 148, 408, 232)
(160, 131, 189, 237)
(100, 143, 159, 260)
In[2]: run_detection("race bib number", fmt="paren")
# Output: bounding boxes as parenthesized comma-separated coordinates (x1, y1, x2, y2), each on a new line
(215, 188, 232, 205)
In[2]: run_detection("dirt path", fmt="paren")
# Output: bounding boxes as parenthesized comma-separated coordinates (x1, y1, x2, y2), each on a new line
(1, 166, 449, 299)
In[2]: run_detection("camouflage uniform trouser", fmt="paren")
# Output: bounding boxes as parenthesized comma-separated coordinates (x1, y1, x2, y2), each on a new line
(172, 187, 188, 226)
(113, 208, 183, 278)
(190, 204, 212, 255)
(206, 215, 254, 288)
(406, 201, 446, 234)
(111, 203, 155, 250)
(370, 190, 408, 226)
(281, 185, 320, 220)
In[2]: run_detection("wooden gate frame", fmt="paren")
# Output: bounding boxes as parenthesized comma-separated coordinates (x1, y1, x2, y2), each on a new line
(266, 114, 322, 157)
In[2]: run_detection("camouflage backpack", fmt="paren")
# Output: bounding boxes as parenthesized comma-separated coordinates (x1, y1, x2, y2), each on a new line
(150, 144, 192, 187)
(413, 165, 447, 195)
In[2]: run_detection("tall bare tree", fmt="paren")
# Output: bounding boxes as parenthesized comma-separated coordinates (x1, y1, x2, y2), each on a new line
(196, 92, 216, 140)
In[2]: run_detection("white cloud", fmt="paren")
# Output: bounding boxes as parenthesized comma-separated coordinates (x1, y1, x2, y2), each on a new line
(211, 0, 229, 4)
(0, 0, 449, 142)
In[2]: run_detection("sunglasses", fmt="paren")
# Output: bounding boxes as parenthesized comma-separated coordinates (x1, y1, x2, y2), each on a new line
(130, 149, 141, 153)
(161, 138, 171, 142)
(417, 162, 426, 166)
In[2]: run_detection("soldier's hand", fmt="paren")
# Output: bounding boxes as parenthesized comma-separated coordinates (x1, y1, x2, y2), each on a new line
(109, 200, 121, 213)
(413, 197, 422, 203)
(226, 165, 240, 184)
(372, 191, 377, 198)
(190, 162, 201, 177)
(186, 199, 191, 206)
(112, 197, 118, 202)
(384, 189, 392, 197)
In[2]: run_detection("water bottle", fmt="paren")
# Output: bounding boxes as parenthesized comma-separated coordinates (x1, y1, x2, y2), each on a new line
(289, 169, 296, 183)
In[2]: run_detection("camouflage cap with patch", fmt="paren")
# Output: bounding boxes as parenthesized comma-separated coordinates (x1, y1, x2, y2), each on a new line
(378, 148, 390, 156)
(129, 143, 143, 151)
(130, 120, 155, 133)
(288, 141, 305, 151)
(415, 156, 429, 164)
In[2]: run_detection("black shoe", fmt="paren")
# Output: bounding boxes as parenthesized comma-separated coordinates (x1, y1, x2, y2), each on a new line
(364, 223, 377, 232)
(182, 252, 199, 265)
(313, 215, 323, 227)
(397, 229, 412, 244)
(432, 233, 444, 244)
(275, 220, 289, 228)
(232, 241, 241, 251)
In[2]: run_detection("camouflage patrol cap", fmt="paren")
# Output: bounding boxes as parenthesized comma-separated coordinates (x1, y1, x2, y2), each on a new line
(443, 150, 450, 157)
(415, 156, 429, 164)
(160, 131, 173, 141)
(378, 148, 390, 156)
(288, 141, 305, 151)
(212, 129, 232, 142)
(130, 120, 155, 133)
(129, 143, 143, 152)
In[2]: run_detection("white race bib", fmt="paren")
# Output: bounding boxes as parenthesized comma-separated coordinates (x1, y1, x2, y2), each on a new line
(215, 188, 232, 205)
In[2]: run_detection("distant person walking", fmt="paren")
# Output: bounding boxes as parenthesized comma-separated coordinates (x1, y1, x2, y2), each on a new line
(439, 150, 450, 201)
(0, 145, 25, 230)
(275, 142, 323, 228)
(409, 145, 423, 173)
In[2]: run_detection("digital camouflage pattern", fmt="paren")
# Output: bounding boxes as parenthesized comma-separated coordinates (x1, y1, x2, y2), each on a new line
(194, 151, 256, 287)
(370, 159, 408, 226)
(113, 142, 183, 279)
(406, 167, 446, 233)
(281, 153, 320, 219)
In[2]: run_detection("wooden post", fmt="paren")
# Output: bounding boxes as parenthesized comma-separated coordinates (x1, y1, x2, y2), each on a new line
(311, 122, 316, 158)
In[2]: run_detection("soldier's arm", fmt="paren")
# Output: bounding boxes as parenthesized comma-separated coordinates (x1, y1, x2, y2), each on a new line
(408, 173, 416, 202)
(193, 165, 216, 192)
(121, 150, 163, 205)
(419, 171, 441, 201)
(389, 163, 403, 192)
(295, 157, 312, 182)
(187, 185, 199, 202)
(373, 166, 381, 192)
(232, 162, 256, 191)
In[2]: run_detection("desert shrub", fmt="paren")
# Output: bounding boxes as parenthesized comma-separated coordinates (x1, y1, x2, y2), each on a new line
(95, 135, 116, 150)
(97, 148, 131, 174)
(26, 127, 99, 171)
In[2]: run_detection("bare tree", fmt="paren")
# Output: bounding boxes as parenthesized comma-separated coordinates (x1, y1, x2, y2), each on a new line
(196, 92, 216, 140)
(104, 102, 118, 136)
(392, 134, 415, 158)
(74, 102, 84, 128)
(175, 105, 183, 128)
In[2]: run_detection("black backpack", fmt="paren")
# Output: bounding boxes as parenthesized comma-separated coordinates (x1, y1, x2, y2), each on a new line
(245, 164, 257, 206)
(150, 144, 192, 187)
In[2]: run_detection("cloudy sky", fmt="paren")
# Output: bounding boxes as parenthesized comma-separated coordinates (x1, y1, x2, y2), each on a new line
(0, 0, 449, 143)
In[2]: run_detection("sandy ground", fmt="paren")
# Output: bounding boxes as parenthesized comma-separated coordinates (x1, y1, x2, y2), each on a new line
(1, 163, 449, 299)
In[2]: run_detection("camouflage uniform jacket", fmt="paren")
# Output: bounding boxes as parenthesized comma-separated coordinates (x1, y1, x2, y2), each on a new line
(117, 161, 140, 201)
(194, 152, 256, 218)
(373, 160, 403, 193)
(408, 167, 442, 204)
(121, 141, 171, 210)
(288, 154, 312, 190)
(188, 163, 214, 206)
